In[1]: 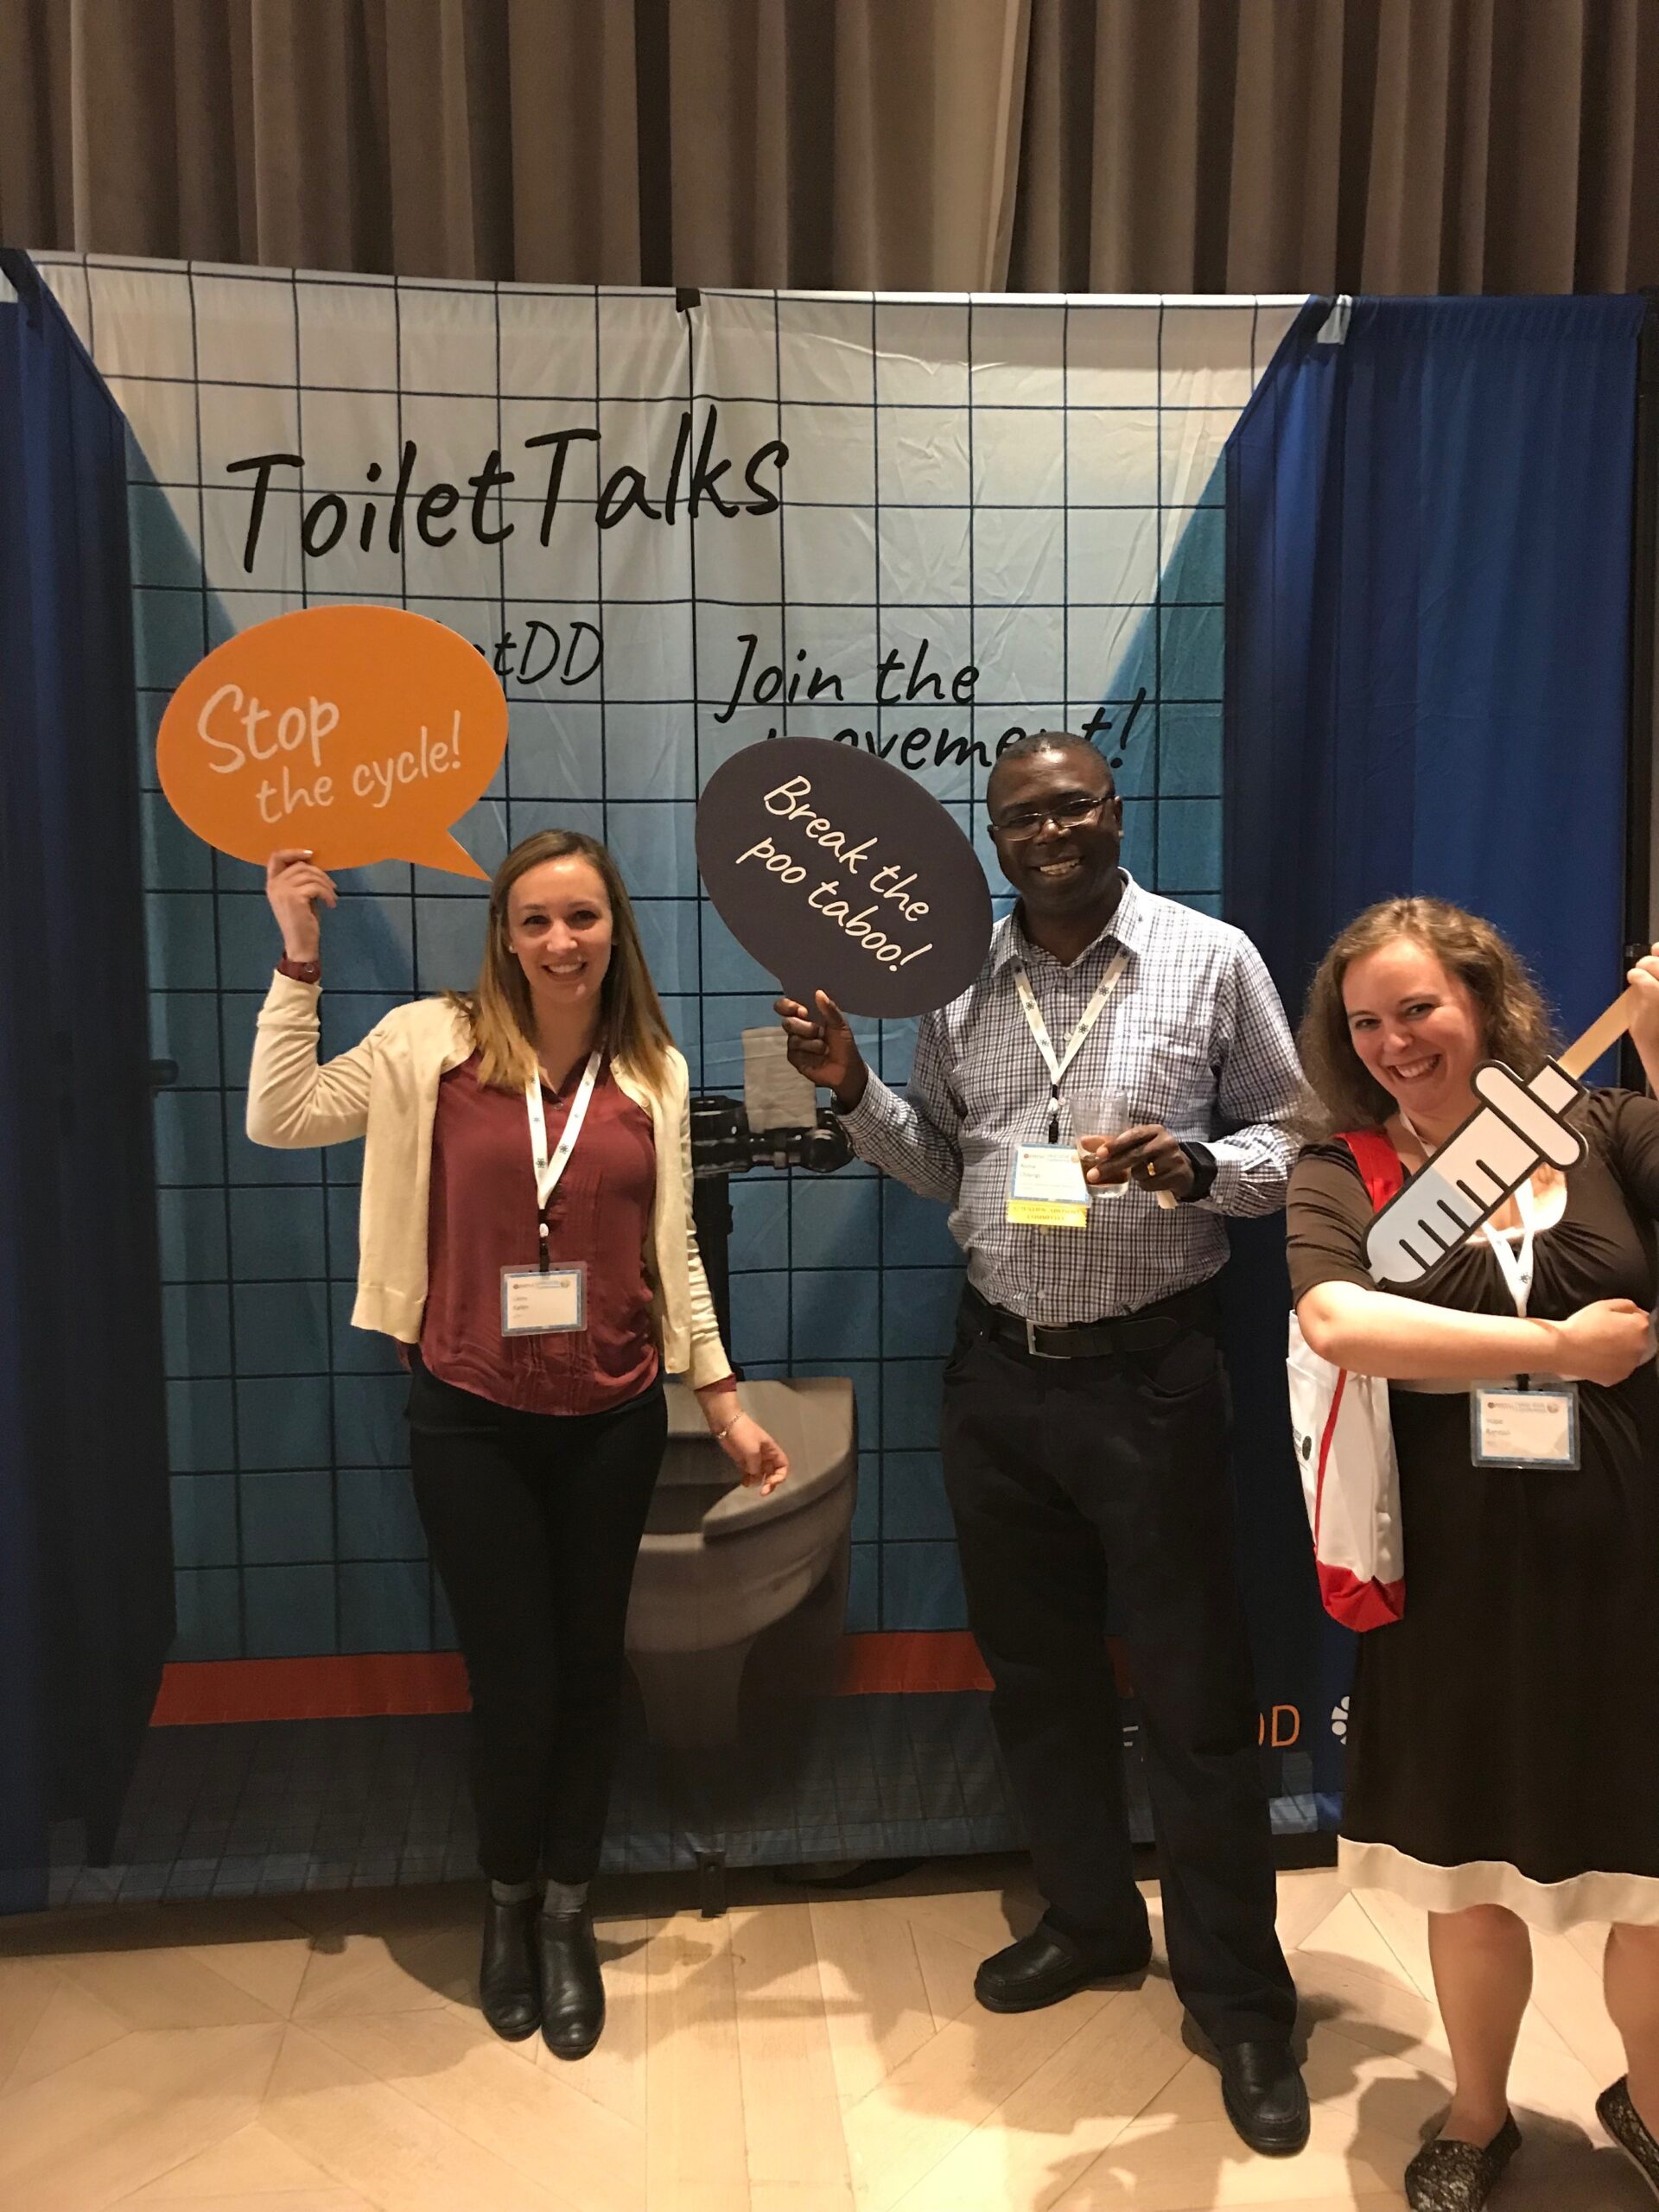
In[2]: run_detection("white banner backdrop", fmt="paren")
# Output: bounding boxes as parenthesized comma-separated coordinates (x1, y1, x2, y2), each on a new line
(37, 259, 1297, 1693)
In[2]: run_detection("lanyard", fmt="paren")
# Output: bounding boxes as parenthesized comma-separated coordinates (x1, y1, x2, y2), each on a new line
(1402, 1109, 1537, 1317)
(524, 1049, 602, 1272)
(1013, 950, 1128, 1143)
(1481, 1179, 1538, 1319)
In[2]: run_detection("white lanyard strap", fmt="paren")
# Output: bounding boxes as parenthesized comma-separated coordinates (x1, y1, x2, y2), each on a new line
(525, 1050, 603, 1260)
(1014, 950, 1128, 1090)
(1402, 1109, 1537, 1317)
(1481, 1178, 1537, 1319)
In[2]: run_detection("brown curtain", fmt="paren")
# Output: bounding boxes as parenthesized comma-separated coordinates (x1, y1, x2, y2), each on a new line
(3, 0, 1656, 292)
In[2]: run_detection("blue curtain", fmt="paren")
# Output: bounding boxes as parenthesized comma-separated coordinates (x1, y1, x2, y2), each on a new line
(1223, 293, 1645, 1824)
(0, 253, 174, 1910)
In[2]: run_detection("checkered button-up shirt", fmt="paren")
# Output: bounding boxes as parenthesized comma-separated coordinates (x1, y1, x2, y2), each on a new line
(840, 874, 1305, 1324)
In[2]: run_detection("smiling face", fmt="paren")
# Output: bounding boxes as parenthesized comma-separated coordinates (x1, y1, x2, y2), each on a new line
(1341, 936, 1486, 1126)
(987, 745, 1122, 920)
(505, 855, 614, 1015)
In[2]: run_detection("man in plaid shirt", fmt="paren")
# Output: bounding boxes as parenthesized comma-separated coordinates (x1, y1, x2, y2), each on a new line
(779, 732, 1308, 2157)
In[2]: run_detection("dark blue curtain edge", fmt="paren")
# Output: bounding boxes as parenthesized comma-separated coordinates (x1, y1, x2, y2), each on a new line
(1217, 290, 1647, 1832)
(0, 250, 173, 1909)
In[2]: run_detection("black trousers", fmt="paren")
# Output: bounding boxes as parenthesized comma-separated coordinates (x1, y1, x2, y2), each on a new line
(407, 1354, 667, 1885)
(940, 1287, 1297, 2047)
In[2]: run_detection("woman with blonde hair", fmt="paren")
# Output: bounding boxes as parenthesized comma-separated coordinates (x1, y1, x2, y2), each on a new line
(248, 831, 787, 2060)
(1288, 895, 1659, 2209)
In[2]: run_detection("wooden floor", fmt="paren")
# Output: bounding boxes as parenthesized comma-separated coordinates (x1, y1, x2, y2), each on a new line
(0, 1859, 1649, 2212)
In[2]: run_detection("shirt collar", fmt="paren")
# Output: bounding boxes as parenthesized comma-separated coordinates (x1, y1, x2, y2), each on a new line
(992, 871, 1147, 974)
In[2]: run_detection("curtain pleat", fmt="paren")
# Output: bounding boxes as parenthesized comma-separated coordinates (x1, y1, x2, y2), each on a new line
(2, 0, 1655, 291)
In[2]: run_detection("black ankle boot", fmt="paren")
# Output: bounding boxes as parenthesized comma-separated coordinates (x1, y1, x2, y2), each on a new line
(479, 1894, 540, 2041)
(538, 1904, 604, 2059)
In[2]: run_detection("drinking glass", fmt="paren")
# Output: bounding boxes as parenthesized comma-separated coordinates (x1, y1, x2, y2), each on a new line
(1076, 1086, 1130, 1199)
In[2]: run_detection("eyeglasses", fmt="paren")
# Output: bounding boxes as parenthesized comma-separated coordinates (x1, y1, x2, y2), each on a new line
(990, 793, 1111, 839)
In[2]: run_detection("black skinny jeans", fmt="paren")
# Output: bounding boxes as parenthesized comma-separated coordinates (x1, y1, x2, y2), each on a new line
(407, 1353, 667, 1885)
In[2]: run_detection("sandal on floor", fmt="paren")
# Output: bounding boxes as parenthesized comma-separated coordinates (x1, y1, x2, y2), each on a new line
(1403, 2113, 1521, 2211)
(1598, 2077, 1659, 2202)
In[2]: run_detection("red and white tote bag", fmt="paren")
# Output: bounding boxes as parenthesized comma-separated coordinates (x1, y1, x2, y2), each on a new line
(1287, 1129, 1407, 1631)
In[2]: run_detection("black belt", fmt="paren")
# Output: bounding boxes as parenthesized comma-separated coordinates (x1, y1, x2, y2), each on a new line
(963, 1279, 1217, 1362)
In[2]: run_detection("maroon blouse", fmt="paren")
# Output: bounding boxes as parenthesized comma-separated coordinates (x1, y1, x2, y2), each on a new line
(420, 1051, 660, 1414)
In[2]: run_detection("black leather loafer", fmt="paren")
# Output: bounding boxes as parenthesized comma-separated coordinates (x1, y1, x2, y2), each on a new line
(1217, 2038, 1311, 2156)
(974, 1919, 1152, 2014)
(478, 1894, 540, 2042)
(538, 1905, 605, 2059)
(1404, 2112, 1521, 2209)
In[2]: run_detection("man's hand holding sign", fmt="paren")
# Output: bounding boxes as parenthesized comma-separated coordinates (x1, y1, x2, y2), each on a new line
(766, 741, 1194, 1205)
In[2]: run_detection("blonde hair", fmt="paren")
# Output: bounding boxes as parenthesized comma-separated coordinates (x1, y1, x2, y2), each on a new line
(449, 830, 674, 1092)
(1298, 896, 1557, 1135)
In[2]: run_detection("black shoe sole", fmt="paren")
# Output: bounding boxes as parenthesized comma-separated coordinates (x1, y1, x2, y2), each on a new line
(483, 2006, 541, 2043)
(975, 1953, 1153, 2015)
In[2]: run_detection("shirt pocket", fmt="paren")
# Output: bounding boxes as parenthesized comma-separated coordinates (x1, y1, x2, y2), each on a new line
(1130, 1033, 1214, 1126)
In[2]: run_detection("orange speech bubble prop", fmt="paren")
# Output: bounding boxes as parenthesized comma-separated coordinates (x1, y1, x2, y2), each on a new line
(156, 604, 507, 880)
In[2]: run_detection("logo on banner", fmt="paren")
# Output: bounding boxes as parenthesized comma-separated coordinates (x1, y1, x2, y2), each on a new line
(156, 604, 508, 879)
(226, 405, 790, 571)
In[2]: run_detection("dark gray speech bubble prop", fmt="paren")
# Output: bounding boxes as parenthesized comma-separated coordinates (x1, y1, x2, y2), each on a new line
(695, 738, 995, 1018)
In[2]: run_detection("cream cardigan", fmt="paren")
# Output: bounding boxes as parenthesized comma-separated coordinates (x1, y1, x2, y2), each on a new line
(245, 972, 730, 1387)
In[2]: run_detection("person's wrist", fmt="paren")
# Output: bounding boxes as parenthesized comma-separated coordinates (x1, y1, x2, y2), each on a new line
(1175, 1141, 1217, 1203)
(833, 1062, 869, 1112)
(1530, 1318, 1570, 1374)
(281, 931, 321, 963)
(697, 1381, 741, 1436)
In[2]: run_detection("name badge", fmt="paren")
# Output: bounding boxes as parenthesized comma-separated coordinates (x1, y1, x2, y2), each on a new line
(500, 1262, 587, 1337)
(1007, 1144, 1090, 1230)
(1470, 1382, 1580, 1469)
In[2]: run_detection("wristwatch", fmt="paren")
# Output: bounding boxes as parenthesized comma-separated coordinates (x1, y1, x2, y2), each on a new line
(276, 956, 321, 984)
(1177, 1141, 1218, 1202)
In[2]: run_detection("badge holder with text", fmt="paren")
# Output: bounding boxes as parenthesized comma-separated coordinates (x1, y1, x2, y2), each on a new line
(1472, 1173, 1581, 1469)
(1007, 1116, 1092, 1230)
(1005, 953, 1125, 1231)
(1469, 1381, 1580, 1470)
(1427, 1139, 1582, 1471)
(499, 1049, 601, 1337)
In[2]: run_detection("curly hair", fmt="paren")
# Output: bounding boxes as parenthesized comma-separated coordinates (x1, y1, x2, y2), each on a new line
(1298, 897, 1558, 1135)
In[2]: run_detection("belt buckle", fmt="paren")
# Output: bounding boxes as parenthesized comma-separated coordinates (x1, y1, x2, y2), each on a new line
(1025, 1316, 1065, 1360)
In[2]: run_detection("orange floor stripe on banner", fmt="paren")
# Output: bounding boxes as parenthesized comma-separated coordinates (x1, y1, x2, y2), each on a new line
(831, 1630, 992, 1697)
(148, 1653, 474, 1726)
(147, 1632, 996, 1726)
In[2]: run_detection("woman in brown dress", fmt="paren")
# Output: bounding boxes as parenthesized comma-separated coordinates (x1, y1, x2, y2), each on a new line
(1287, 898, 1659, 2211)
